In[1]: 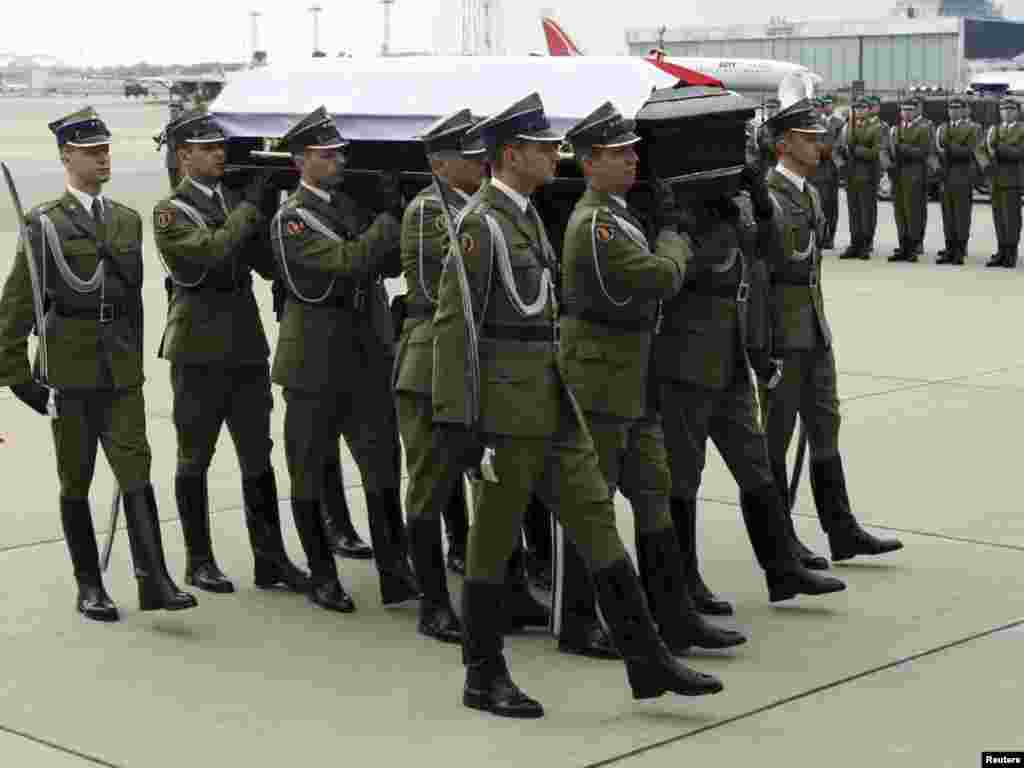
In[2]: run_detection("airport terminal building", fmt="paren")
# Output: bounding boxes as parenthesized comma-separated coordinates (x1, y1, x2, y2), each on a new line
(625, 8, 1024, 96)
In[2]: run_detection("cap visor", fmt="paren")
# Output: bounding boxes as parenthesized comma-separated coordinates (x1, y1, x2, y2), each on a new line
(516, 127, 564, 142)
(306, 141, 349, 150)
(184, 136, 226, 144)
(791, 126, 827, 135)
(65, 137, 112, 147)
(593, 132, 642, 149)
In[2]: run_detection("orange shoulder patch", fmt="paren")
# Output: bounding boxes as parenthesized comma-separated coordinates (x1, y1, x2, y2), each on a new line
(595, 223, 615, 243)
(155, 209, 174, 230)
(286, 220, 306, 237)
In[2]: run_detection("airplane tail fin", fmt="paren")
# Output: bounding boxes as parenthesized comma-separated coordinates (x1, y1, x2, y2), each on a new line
(542, 16, 583, 56)
(645, 52, 724, 89)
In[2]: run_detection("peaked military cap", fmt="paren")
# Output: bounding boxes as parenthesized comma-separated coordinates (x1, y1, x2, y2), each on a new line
(821, 95, 834, 105)
(1000, 97, 1020, 110)
(851, 97, 870, 109)
(948, 97, 967, 109)
(765, 98, 826, 135)
(166, 109, 225, 144)
(475, 92, 563, 150)
(566, 101, 641, 152)
(420, 109, 483, 157)
(48, 106, 111, 148)
(461, 118, 487, 156)
(279, 106, 348, 153)
(900, 97, 921, 109)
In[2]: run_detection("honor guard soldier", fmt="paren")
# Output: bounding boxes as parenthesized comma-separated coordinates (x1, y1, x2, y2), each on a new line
(0, 108, 197, 620)
(810, 96, 842, 249)
(271, 106, 418, 613)
(984, 97, 1024, 268)
(889, 98, 934, 262)
(153, 110, 310, 597)
(395, 108, 485, 643)
(839, 97, 882, 260)
(555, 101, 746, 656)
(433, 93, 723, 719)
(936, 97, 981, 265)
(757, 97, 903, 567)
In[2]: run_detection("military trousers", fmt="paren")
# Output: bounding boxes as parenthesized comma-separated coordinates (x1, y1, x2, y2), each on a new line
(991, 186, 1022, 247)
(762, 346, 841, 468)
(941, 170, 974, 243)
(170, 362, 274, 479)
(659, 375, 774, 501)
(465, 405, 626, 584)
(283, 386, 401, 501)
(50, 386, 152, 499)
(893, 166, 928, 243)
(396, 391, 478, 523)
(846, 171, 879, 246)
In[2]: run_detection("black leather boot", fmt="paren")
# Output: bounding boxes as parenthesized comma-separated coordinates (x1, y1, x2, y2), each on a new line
(504, 544, 551, 631)
(888, 240, 906, 262)
(839, 241, 861, 260)
(770, 459, 829, 570)
(936, 244, 954, 264)
(242, 469, 311, 593)
(592, 559, 723, 699)
(462, 580, 544, 718)
(1006, 247, 1019, 268)
(409, 518, 461, 643)
(366, 488, 421, 605)
(291, 498, 355, 613)
(636, 527, 746, 654)
(809, 456, 903, 562)
(669, 497, 733, 615)
(442, 481, 468, 575)
(320, 460, 373, 559)
(522, 494, 552, 590)
(986, 247, 1005, 267)
(739, 483, 846, 603)
(555, 534, 618, 659)
(61, 498, 118, 622)
(953, 241, 967, 265)
(175, 474, 234, 593)
(122, 485, 198, 612)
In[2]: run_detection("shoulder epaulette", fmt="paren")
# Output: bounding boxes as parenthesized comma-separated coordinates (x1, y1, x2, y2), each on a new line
(28, 199, 61, 217)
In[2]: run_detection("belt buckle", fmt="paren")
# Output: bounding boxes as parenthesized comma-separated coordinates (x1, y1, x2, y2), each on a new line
(736, 282, 750, 303)
(809, 271, 819, 288)
(99, 303, 115, 324)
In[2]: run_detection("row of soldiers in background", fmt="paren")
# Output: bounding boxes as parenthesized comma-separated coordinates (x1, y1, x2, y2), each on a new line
(751, 93, 1024, 268)
(0, 93, 903, 722)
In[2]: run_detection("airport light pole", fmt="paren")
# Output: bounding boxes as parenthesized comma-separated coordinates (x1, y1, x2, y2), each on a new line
(309, 4, 324, 57)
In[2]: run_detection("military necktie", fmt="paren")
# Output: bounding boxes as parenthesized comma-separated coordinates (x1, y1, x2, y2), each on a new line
(91, 196, 108, 245)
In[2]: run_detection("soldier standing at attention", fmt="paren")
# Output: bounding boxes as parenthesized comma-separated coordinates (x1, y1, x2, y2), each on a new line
(395, 108, 485, 643)
(811, 96, 842, 250)
(434, 93, 723, 719)
(889, 98, 933, 263)
(153, 110, 310, 597)
(839, 98, 882, 260)
(758, 97, 904, 566)
(554, 101, 746, 656)
(271, 107, 417, 613)
(0, 108, 197, 620)
(984, 97, 1024, 268)
(936, 98, 981, 266)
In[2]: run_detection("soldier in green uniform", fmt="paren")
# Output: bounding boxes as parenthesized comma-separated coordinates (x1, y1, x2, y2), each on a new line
(0, 108, 197, 620)
(984, 97, 1024, 268)
(838, 98, 882, 260)
(271, 107, 418, 613)
(889, 98, 933, 262)
(936, 98, 981, 265)
(811, 96, 842, 249)
(435, 93, 723, 719)
(757, 98, 904, 566)
(153, 110, 310, 596)
(553, 101, 746, 657)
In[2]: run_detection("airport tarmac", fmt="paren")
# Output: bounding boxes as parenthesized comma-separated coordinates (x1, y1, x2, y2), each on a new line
(0, 96, 1021, 768)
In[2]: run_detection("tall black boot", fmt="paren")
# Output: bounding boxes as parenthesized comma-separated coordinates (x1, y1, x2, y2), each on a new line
(462, 580, 544, 718)
(241, 469, 311, 593)
(809, 456, 903, 562)
(175, 474, 234, 593)
(554, 531, 618, 659)
(636, 527, 746, 654)
(770, 459, 829, 570)
(592, 559, 723, 699)
(366, 488, 421, 605)
(408, 518, 461, 643)
(936, 243, 954, 264)
(442, 481, 469, 575)
(504, 543, 551, 631)
(320, 460, 373, 559)
(954, 241, 967, 265)
(122, 484, 198, 612)
(290, 498, 354, 612)
(522, 494, 552, 591)
(739, 483, 846, 603)
(1006, 247, 1019, 268)
(669, 497, 733, 616)
(839, 240, 860, 259)
(61, 498, 118, 622)
(986, 246, 1005, 267)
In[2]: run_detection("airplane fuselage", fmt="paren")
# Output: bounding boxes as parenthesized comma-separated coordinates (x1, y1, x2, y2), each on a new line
(663, 56, 818, 91)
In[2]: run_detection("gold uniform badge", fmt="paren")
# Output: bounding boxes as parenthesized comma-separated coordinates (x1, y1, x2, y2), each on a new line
(595, 223, 615, 243)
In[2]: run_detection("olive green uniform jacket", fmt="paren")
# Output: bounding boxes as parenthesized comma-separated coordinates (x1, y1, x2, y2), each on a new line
(984, 121, 1024, 249)
(891, 117, 934, 245)
(937, 119, 982, 245)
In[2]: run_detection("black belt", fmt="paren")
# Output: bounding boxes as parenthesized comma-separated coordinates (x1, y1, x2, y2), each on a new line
(685, 282, 750, 302)
(180, 275, 252, 294)
(54, 301, 127, 324)
(567, 309, 657, 332)
(480, 323, 556, 342)
(773, 273, 819, 288)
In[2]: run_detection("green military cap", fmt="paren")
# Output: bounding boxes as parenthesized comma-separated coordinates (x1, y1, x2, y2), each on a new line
(851, 96, 869, 109)
(279, 105, 348, 153)
(565, 101, 641, 152)
(475, 92, 563, 151)
(419, 108, 484, 157)
(765, 98, 826, 135)
(165, 108, 225, 144)
(821, 95, 834, 105)
(48, 106, 111, 147)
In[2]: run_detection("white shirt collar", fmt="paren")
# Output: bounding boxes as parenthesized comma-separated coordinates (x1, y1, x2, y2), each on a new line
(609, 193, 628, 210)
(490, 176, 530, 214)
(300, 180, 332, 203)
(775, 163, 805, 193)
(67, 185, 102, 216)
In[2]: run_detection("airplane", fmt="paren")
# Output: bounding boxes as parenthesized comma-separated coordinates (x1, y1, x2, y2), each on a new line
(967, 68, 1024, 95)
(541, 16, 822, 93)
